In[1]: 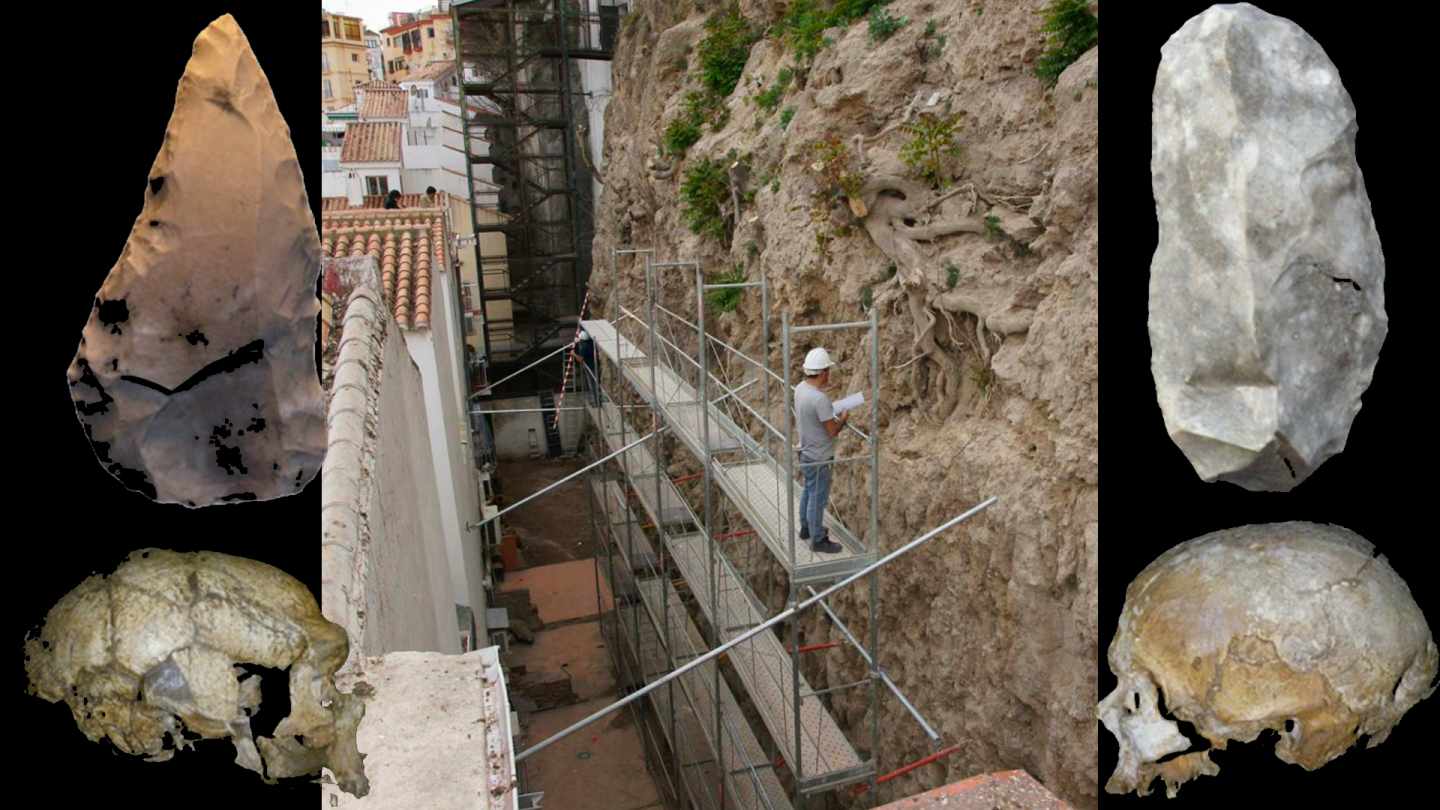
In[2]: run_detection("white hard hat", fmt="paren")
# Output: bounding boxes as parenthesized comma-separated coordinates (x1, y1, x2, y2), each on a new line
(803, 347, 834, 373)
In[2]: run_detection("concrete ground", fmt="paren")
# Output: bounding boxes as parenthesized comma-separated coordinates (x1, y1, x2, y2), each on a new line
(495, 457, 594, 567)
(501, 558, 613, 624)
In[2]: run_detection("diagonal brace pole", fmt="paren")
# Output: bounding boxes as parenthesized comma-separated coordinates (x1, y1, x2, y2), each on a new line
(467, 427, 669, 534)
(514, 496, 998, 762)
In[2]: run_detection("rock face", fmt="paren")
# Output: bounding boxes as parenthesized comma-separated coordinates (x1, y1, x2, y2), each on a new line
(1149, 4, 1386, 492)
(66, 14, 324, 506)
(1099, 523, 1436, 798)
(592, 2, 1098, 806)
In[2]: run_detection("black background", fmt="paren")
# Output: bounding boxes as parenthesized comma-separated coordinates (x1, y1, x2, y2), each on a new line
(1099, 3, 1435, 807)
(12, 6, 319, 807)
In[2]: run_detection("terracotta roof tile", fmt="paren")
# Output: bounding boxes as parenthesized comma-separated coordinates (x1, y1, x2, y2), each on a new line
(322, 196, 351, 211)
(402, 61, 455, 83)
(340, 121, 402, 163)
(359, 82, 408, 119)
(320, 209, 451, 331)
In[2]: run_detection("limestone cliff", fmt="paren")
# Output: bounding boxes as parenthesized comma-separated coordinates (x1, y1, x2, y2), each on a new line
(590, 1, 1097, 806)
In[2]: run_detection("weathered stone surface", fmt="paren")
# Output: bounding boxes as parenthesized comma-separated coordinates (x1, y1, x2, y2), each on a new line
(1099, 523, 1435, 797)
(67, 14, 324, 506)
(1149, 4, 1386, 491)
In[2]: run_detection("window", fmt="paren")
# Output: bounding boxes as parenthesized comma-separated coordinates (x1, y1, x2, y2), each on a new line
(323, 80, 333, 99)
(428, 27, 435, 38)
(366, 176, 390, 196)
(343, 20, 362, 41)
(351, 53, 358, 62)
(321, 52, 329, 72)
(321, 18, 331, 38)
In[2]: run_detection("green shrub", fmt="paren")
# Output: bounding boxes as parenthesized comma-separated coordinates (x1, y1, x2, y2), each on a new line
(706, 265, 747, 312)
(1035, 0, 1098, 87)
(664, 117, 702, 155)
(770, 178, 781, 194)
(781, 0, 894, 61)
(867, 6, 907, 42)
(754, 67, 794, 112)
(885, 262, 897, 280)
(697, 7, 758, 96)
(664, 89, 729, 156)
(899, 112, 965, 188)
(860, 285, 873, 310)
(680, 158, 731, 241)
(984, 214, 1003, 240)
(779, 106, 796, 129)
(809, 136, 864, 198)
(919, 19, 946, 62)
(945, 261, 960, 288)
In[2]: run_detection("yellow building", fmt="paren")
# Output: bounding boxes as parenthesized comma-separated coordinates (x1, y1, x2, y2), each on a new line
(381, 12, 456, 83)
(322, 10, 371, 110)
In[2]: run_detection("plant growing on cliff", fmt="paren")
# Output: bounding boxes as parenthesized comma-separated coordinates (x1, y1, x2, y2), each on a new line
(945, 261, 960, 289)
(899, 112, 965, 188)
(918, 19, 946, 62)
(706, 265, 747, 312)
(779, 106, 796, 130)
(697, 7, 758, 96)
(753, 67, 794, 113)
(867, 5, 907, 42)
(664, 89, 728, 156)
(984, 214, 1003, 240)
(780, 0, 891, 62)
(680, 157, 731, 241)
(1035, 0, 1098, 87)
(808, 136, 864, 199)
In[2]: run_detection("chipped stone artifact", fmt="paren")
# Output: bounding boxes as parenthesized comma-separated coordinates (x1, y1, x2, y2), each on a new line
(24, 549, 369, 796)
(1099, 522, 1436, 798)
(1149, 4, 1386, 491)
(67, 14, 324, 506)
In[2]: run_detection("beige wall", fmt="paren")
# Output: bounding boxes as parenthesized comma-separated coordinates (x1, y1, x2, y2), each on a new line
(381, 15, 456, 82)
(322, 282, 461, 664)
(323, 12, 370, 110)
(448, 198, 513, 359)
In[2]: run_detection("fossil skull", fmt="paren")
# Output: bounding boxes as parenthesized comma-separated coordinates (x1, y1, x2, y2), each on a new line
(1099, 522, 1435, 797)
(23, 549, 369, 796)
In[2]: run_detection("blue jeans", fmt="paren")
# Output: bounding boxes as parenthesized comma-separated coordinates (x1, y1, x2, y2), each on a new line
(798, 453, 832, 545)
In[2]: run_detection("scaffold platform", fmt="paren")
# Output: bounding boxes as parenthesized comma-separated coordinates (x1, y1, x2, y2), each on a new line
(588, 391, 869, 792)
(581, 318, 874, 584)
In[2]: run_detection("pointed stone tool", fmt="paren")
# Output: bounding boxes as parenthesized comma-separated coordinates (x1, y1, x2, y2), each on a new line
(1149, 4, 1386, 492)
(67, 15, 324, 506)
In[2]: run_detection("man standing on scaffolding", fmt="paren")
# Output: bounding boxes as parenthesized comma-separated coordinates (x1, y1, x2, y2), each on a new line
(795, 347, 848, 554)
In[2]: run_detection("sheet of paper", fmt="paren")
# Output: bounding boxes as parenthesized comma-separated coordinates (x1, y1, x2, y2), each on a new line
(833, 392, 865, 415)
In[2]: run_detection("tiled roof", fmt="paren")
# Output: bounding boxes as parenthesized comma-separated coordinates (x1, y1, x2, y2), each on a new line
(403, 61, 454, 83)
(359, 83, 408, 119)
(340, 121, 402, 162)
(322, 196, 352, 211)
(321, 210, 449, 330)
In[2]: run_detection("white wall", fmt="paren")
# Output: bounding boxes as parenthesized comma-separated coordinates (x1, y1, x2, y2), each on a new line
(322, 283, 460, 664)
(487, 396, 545, 460)
(405, 267, 489, 640)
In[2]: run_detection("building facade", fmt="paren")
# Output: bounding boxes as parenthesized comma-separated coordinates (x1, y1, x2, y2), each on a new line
(321, 10, 370, 110)
(381, 5, 457, 83)
(365, 29, 386, 81)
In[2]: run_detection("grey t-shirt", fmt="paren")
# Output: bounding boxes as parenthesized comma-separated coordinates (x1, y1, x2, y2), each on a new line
(794, 380, 835, 461)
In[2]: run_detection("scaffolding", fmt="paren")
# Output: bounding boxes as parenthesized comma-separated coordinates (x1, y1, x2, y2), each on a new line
(569, 247, 969, 808)
(453, 0, 618, 392)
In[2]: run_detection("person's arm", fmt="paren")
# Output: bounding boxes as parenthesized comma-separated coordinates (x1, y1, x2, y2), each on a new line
(819, 396, 847, 437)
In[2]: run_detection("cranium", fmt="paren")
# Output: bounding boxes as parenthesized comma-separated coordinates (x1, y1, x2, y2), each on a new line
(1099, 522, 1436, 797)
(23, 549, 368, 796)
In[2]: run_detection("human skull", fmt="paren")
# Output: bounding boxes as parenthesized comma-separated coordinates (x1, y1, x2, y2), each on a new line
(1099, 522, 1436, 797)
(23, 549, 369, 796)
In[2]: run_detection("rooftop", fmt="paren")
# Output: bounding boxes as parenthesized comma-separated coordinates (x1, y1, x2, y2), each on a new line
(322, 208, 450, 330)
(339, 121, 402, 163)
(402, 61, 456, 83)
(359, 83, 408, 119)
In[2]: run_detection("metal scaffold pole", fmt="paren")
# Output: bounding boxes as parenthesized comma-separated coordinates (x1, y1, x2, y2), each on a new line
(694, 262, 724, 807)
(867, 304, 881, 804)
(514, 497, 998, 763)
